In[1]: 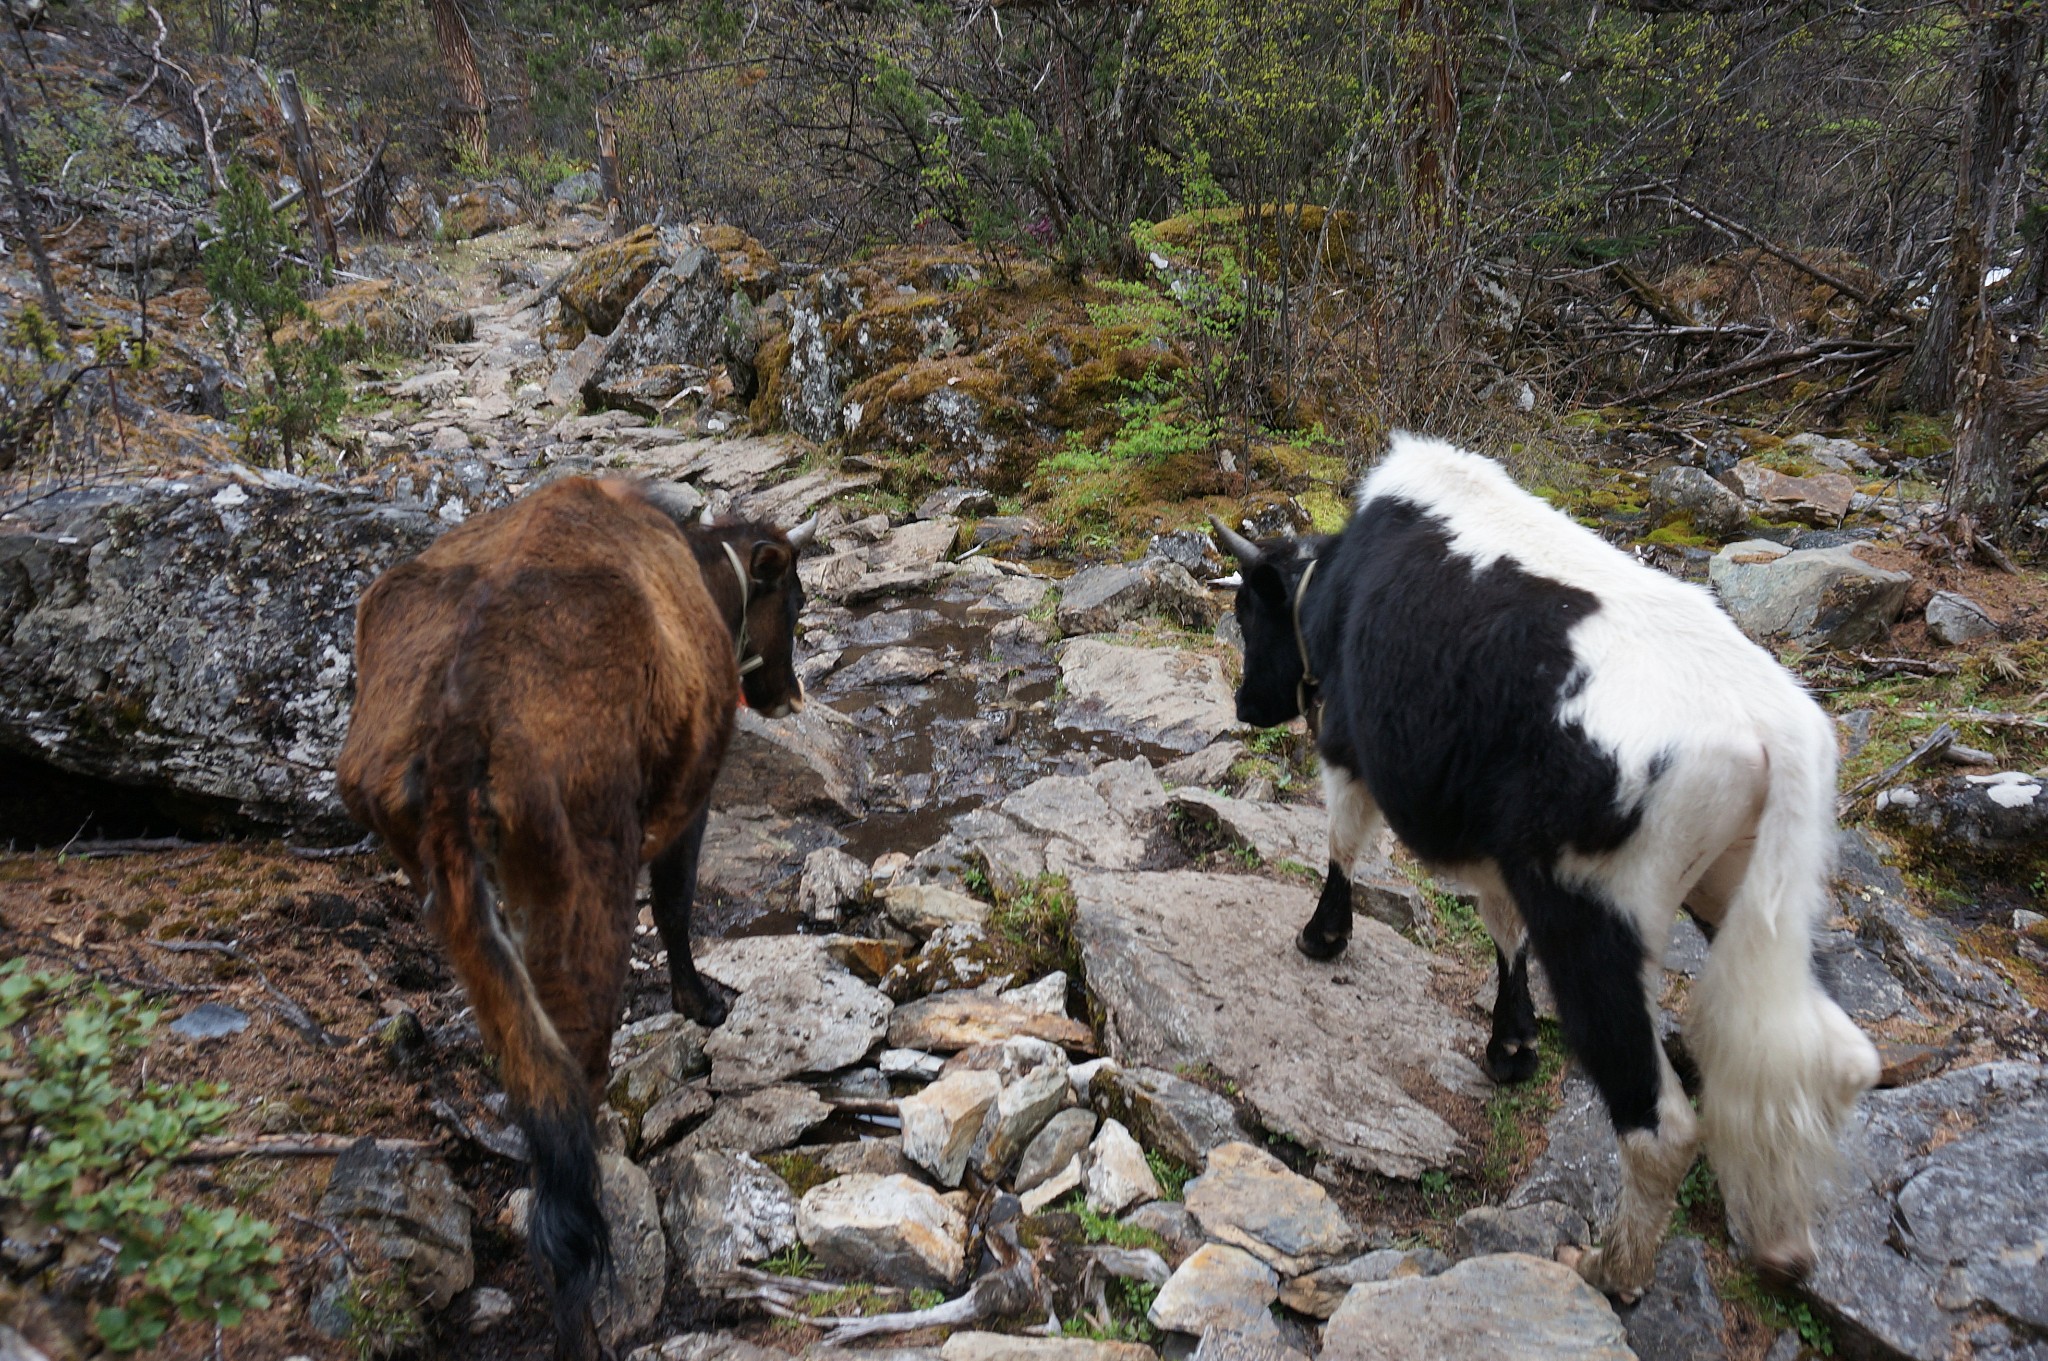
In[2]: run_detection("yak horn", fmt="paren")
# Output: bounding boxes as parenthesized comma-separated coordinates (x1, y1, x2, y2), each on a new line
(786, 515, 819, 550)
(1209, 515, 1260, 566)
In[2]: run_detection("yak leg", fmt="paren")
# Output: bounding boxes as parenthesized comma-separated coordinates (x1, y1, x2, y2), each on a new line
(650, 808, 727, 1027)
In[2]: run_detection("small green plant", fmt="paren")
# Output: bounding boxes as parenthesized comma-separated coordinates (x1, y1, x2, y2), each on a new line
(1061, 1275, 1159, 1342)
(960, 861, 995, 903)
(0, 962, 282, 1351)
(986, 874, 1080, 982)
(1061, 1192, 1169, 1253)
(1724, 1265, 1837, 1355)
(1480, 1020, 1567, 1187)
(199, 163, 362, 469)
(337, 1268, 427, 1360)
(907, 1287, 945, 1310)
(1146, 1150, 1192, 1201)
(760, 1242, 821, 1278)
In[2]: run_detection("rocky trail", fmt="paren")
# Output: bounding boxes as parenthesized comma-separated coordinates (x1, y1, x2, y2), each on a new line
(3, 218, 2046, 1361)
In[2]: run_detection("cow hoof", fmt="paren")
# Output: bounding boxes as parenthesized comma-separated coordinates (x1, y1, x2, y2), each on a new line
(1485, 1036, 1542, 1085)
(1295, 926, 1349, 961)
(1754, 1246, 1816, 1290)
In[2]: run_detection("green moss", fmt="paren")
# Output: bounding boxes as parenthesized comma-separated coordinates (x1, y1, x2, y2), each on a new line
(1644, 516, 1710, 547)
(761, 1152, 835, 1199)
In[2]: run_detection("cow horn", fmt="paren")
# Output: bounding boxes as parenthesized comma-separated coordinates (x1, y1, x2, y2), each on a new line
(1209, 515, 1260, 566)
(786, 515, 819, 550)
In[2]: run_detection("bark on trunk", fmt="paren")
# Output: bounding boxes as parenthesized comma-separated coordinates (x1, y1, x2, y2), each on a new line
(276, 71, 339, 264)
(1945, 3, 2046, 526)
(428, 0, 488, 166)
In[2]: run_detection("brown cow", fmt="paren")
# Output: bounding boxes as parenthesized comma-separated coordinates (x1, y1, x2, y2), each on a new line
(335, 476, 813, 1358)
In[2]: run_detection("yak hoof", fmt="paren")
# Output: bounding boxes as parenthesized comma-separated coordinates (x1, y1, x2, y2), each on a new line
(1485, 1036, 1542, 1085)
(1755, 1245, 1816, 1291)
(1295, 925, 1349, 962)
(673, 980, 730, 1029)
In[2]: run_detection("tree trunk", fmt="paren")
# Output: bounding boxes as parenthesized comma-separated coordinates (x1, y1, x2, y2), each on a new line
(1944, 2, 2046, 526)
(276, 71, 339, 264)
(427, 0, 488, 166)
(1397, 0, 1459, 240)
(0, 58, 65, 333)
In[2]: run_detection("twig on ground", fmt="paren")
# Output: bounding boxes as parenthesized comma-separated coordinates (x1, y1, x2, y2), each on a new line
(146, 937, 345, 1047)
(1852, 653, 1959, 677)
(1838, 722, 1955, 817)
(183, 1134, 435, 1163)
(287, 834, 380, 860)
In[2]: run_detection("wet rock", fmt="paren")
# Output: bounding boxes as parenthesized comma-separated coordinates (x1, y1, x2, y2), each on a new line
(1089, 1066, 1245, 1171)
(1807, 1061, 2048, 1361)
(1183, 1142, 1359, 1275)
(168, 1002, 249, 1041)
(1148, 1243, 1279, 1339)
(1056, 639, 1240, 753)
(900, 1068, 1003, 1186)
(1451, 1202, 1589, 1261)
(1166, 789, 1326, 867)
(799, 847, 871, 927)
(883, 883, 994, 936)
(1055, 559, 1213, 636)
(1708, 540, 1910, 649)
(714, 691, 871, 819)
(696, 936, 893, 1090)
(1649, 465, 1748, 539)
(1017, 1109, 1098, 1194)
(676, 1085, 834, 1157)
(971, 1036, 1073, 1179)
(1321, 1253, 1634, 1361)
(888, 992, 1094, 1053)
(939, 1335, 1154, 1361)
(317, 1139, 474, 1313)
(1083, 1118, 1160, 1215)
(593, 1154, 667, 1346)
(1278, 1249, 1448, 1319)
(1617, 1237, 1726, 1361)
(970, 516, 1049, 556)
(653, 1150, 800, 1282)
(1726, 459, 1855, 525)
(835, 645, 946, 688)
(798, 1174, 967, 1291)
(1075, 871, 1479, 1177)
(0, 476, 444, 835)
(1874, 772, 2047, 859)
(1925, 590, 1998, 645)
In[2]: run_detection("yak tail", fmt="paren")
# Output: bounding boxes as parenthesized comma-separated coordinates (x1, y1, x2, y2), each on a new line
(1687, 708, 1880, 1275)
(417, 597, 609, 1343)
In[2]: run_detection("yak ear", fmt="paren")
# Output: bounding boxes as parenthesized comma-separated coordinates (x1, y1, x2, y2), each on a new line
(785, 515, 819, 551)
(1209, 514, 1260, 567)
(1244, 560, 1289, 608)
(749, 538, 794, 585)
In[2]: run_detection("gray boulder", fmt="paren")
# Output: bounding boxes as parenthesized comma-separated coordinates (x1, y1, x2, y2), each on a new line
(1725, 458, 1855, 524)
(798, 846, 871, 927)
(1075, 870, 1482, 1177)
(714, 703, 870, 819)
(797, 1174, 968, 1290)
(695, 935, 893, 1090)
(1320, 1253, 1635, 1361)
(316, 1139, 473, 1322)
(1807, 1061, 2048, 1361)
(1708, 539, 1910, 648)
(1054, 558, 1213, 636)
(1874, 772, 2047, 859)
(0, 475, 443, 836)
(1056, 640, 1241, 753)
(1616, 1237, 1726, 1361)
(1088, 1064, 1246, 1171)
(1183, 1141, 1360, 1275)
(1451, 1201, 1589, 1261)
(593, 1154, 667, 1346)
(1924, 590, 1998, 645)
(654, 1150, 799, 1282)
(1649, 465, 1747, 539)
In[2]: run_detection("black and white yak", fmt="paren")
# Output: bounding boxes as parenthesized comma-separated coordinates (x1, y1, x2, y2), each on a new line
(1212, 434, 1880, 1298)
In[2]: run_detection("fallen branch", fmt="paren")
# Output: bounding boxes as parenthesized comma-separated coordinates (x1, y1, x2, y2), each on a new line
(1940, 743, 1999, 766)
(287, 834, 380, 861)
(1838, 722, 1955, 817)
(182, 1134, 435, 1163)
(1852, 653, 1959, 678)
(1940, 711, 2048, 730)
(1626, 340, 1907, 404)
(146, 937, 345, 1048)
(1643, 186, 1877, 309)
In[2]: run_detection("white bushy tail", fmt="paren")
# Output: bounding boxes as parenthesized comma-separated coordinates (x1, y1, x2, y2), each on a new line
(1687, 710, 1881, 1272)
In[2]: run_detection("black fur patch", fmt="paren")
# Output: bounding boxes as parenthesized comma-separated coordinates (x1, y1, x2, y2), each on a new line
(521, 1102, 612, 1340)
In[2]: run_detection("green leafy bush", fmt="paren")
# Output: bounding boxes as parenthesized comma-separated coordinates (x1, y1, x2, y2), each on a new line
(0, 961, 281, 1352)
(199, 163, 362, 469)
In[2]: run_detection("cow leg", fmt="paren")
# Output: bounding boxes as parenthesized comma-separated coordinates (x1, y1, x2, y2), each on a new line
(1473, 881, 1541, 1084)
(1512, 866, 1694, 1301)
(650, 808, 727, 1028)
(1299, 766, 1383, 961)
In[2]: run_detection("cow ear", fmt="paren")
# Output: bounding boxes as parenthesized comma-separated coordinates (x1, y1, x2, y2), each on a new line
(1244, 561, 1288, 608)
(749, 538, 794, 584)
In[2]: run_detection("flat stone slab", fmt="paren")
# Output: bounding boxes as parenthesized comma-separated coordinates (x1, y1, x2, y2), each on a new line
(1321, 1253, 1635, 1361)
(1055, 639, 1240, 753)
(1074, 871, 1482, 1177)
(1807, 1061, 2048, 1361)
(697, 936, 892, 1090)
(1184, 1142, 1361, 1275)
